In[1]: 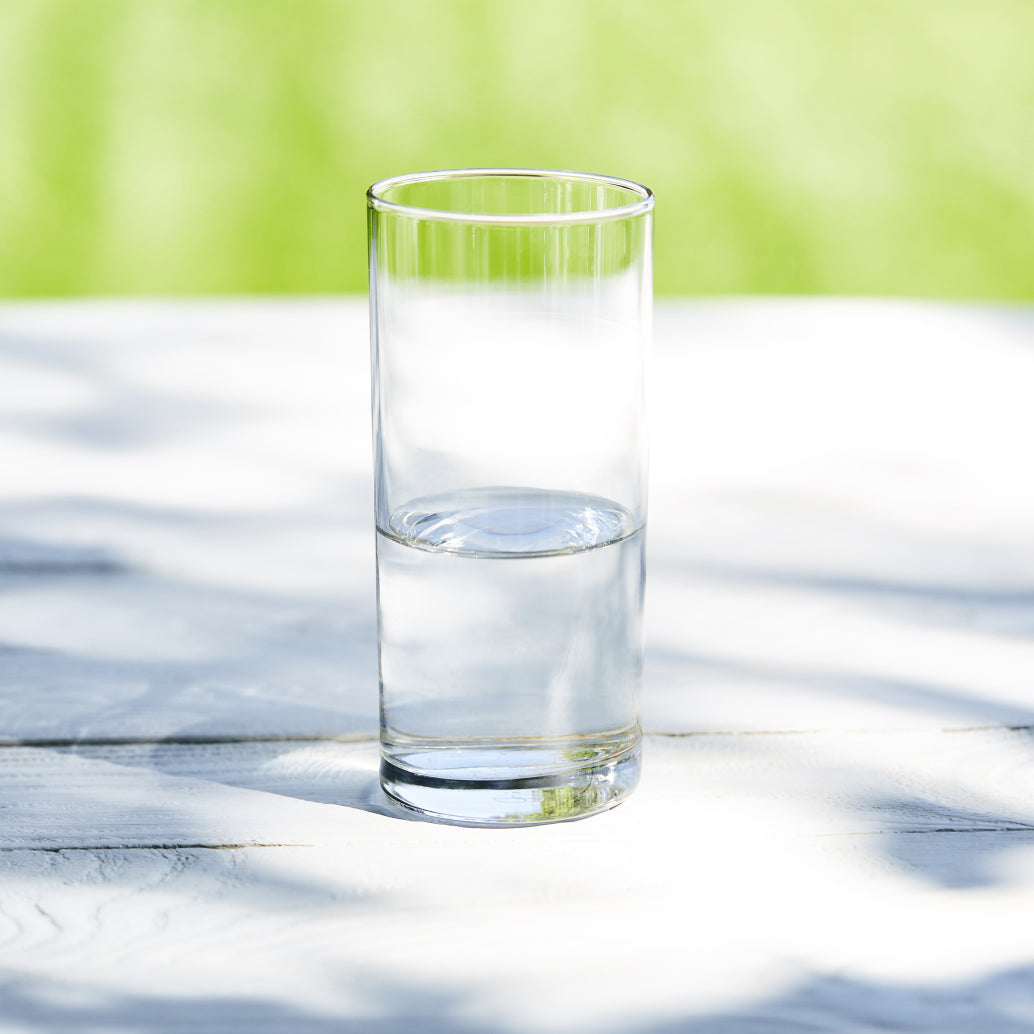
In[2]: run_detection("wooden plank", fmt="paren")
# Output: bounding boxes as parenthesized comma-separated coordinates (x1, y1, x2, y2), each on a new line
(648, 299, 1034, 734)
(645, 563, 1034, 733)
(0, 563, 378, 742)
(3, 730, 1034, 851)
(1, 299, 1032, 742)
(3, 732, 1034, 1031)
(3, 299, 1033, 1033)
(0, 301, 381, 743)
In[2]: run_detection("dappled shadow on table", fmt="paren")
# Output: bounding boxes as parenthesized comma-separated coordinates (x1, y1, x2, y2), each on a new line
(4, 303, 1034, 1031)
(0, 305, 378, 743)
(3, 965, 1034, 1033)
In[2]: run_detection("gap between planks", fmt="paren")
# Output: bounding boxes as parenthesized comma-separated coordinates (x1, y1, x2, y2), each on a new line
(0, 844, 305, 853)
(1, 725, 1031, 750)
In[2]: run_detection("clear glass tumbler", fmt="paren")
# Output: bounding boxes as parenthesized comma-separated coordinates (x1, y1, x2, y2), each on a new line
(367, 169, 653, 824)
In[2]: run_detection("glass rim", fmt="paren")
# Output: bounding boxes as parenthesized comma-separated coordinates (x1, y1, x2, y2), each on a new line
(367, 168, 654, 225)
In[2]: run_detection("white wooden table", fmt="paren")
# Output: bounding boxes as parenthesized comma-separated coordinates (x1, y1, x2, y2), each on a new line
(2, 298, 1033, 1033)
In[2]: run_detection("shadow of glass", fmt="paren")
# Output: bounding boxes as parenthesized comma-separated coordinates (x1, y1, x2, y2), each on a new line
(32, 735, 429, 834)
(76, 738, 413, 822)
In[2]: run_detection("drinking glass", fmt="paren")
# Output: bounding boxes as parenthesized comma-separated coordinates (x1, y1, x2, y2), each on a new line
(367, 169, 653, 824)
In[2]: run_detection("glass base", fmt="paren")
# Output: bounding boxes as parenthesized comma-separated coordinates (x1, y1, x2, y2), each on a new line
(380, 737, 641, 826)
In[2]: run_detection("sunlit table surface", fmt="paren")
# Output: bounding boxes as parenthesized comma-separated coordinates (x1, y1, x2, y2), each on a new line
(2, 297, 1033, 1034)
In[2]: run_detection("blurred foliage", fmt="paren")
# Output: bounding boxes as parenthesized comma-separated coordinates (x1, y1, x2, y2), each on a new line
(2, 0, 1033, 298)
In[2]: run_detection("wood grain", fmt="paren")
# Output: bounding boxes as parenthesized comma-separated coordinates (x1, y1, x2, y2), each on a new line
(1, 299, 1033, 1032)
(3, 731, 1034, 1032)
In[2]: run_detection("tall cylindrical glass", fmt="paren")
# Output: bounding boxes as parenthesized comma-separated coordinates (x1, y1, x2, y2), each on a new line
(367, 169, 653, 825)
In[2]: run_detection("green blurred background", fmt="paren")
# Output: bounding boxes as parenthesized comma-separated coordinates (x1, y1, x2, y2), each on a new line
(3, 0, 1033, 299)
